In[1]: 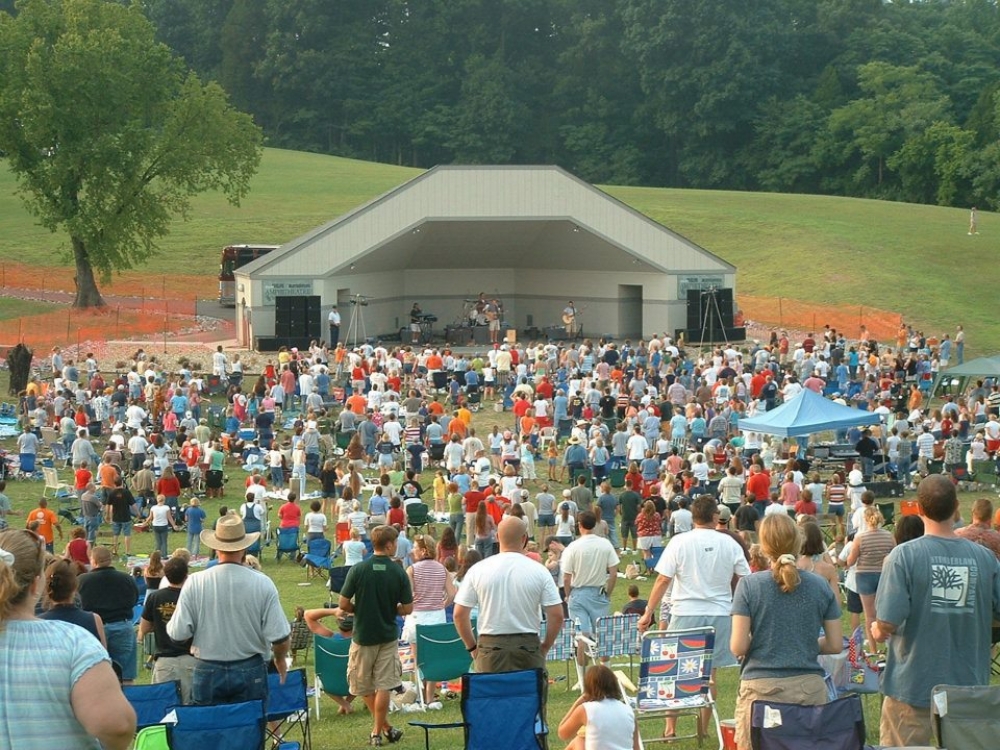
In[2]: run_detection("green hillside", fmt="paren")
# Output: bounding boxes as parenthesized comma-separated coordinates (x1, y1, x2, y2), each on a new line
(0, 149, 991, 350)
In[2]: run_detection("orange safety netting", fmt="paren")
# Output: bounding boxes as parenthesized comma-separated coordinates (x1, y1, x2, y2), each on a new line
(737, 295, 903, 343)
(1, 306, 203, 353)
(0, 262, 215, 303)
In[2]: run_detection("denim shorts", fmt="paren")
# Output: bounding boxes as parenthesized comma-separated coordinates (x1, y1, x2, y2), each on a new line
(538, 514, 556, 528)
(855, 572, 881, 596)
(192, 655, 267, 706)
(111, 521, 132, 537)
(568, 586, 610, 634)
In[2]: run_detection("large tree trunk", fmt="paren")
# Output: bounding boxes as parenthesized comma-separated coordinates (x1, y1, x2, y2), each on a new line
(71, 236, 106, 308)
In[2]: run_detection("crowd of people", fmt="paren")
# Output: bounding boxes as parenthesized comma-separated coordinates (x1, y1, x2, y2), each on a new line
(4, 318, 1000, 749)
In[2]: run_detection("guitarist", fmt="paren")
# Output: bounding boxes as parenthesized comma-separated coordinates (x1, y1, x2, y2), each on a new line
(485, 298, 502, 344)
(562, 301, 578, 338)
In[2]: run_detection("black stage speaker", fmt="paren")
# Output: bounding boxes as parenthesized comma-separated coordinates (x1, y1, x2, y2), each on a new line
(446, 325, 472, 344)
(274, 295, 321, 341)
(686, 288, 735, 331)
(274, 297, 294, 338)
(547, 325, 571, 342)
(686, 289, 702, 332)
(305, 297, 321, 339)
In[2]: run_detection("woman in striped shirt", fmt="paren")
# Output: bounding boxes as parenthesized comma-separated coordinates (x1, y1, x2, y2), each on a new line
(846, 506, 896, 654)
(824, 471, 847, 541)
(402, 534, 457, 706)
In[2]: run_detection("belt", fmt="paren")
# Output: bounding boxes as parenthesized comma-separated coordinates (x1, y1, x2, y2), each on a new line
(104, 618, 132, 624)
(479, 632, 538, 639)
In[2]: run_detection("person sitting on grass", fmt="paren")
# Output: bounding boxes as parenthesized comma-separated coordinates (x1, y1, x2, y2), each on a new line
(620, 584, 647, 617)
(557, 663, 639, 750)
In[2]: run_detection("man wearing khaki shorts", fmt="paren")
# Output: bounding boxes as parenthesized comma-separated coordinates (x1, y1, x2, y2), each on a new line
(339, 525, 413, 747)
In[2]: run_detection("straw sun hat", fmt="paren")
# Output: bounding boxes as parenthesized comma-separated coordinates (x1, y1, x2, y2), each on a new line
(200, 513, 260, 552)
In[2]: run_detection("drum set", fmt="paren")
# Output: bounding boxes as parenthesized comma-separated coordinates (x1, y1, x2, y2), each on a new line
(460, 298, 502, 327)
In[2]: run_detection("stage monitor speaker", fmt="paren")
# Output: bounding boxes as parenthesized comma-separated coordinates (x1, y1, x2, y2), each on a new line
(675, 327, 747, 345)
(546, 325, 571, 342)
(446, 325, 472, 344)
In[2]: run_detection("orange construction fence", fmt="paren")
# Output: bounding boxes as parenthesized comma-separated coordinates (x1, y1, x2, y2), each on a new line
(1, 305, 201, 353)
(737, 295, 903, 343)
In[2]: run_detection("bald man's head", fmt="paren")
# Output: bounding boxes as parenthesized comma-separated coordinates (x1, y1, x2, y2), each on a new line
(497, 516, 528, 552)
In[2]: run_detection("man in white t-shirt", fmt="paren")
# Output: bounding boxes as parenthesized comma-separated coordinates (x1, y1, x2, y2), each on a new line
(454, 517, 564, 718)
(561, 510, 620, 681)
(639, 495, 750, 736)
(626, 427, 648, 462)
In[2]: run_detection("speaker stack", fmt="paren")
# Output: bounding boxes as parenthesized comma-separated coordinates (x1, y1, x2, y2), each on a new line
(682, 288, 743, 343)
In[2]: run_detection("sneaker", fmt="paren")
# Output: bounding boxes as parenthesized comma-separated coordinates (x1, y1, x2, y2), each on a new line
(427, 701, 443, 710)
(369, 733, 383, 747)
(383, 726, 403, 744)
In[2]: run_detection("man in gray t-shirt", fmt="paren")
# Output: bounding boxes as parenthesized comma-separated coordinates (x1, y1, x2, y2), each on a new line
(595, 485, 620, 550)
(874, 476, 1000, 747)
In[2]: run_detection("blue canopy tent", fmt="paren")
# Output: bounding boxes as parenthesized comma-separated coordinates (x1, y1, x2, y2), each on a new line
(738, 389, 882, 438)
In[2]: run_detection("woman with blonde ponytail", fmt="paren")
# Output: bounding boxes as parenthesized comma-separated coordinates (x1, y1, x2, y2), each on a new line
(0, 529, 136, 749)
(729, 514, 843, 750)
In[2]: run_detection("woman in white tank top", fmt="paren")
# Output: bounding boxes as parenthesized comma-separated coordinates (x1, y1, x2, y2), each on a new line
(557, 664, 638, 750)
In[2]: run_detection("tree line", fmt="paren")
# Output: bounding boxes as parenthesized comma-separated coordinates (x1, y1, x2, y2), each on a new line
(6, 0, 1000, 207)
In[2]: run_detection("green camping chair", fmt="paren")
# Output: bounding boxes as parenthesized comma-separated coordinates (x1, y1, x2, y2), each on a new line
(314, 635, 351, 719)
(414, 622, 476, 708)
(406, 503, 432, 536)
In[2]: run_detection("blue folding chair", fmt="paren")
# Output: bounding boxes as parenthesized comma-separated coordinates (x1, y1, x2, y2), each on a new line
(275, 527, 301, 562)
(168, 699, 266, 750)
(645, 546, 665, 573)
(244, 513, 263, 558)
(410, 668, 548, 750)
(750, 694, 865, 750)
(302, 538, 333, 580)
(266, 668, 310, 750)
(123, 680, 182, 731)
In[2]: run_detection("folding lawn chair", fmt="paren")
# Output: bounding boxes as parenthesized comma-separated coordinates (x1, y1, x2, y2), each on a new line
(123, 680, 182, 731)
(42, 466, 73, 499)
(750, 694, 865, 750)
(275, 527, 301, 562)
(313, 635, 351, 719)
(168, 699, 267, 750)
(413, 622, 475, 708)
(875, 502, 895, 531)
(407, 502, 432, 536)
(542, 617, 579, 688)
(49, 442, 70, 469)
(327, 564, 351, 594)
(266, 668, 310, 750)
(932, 683, 1000, 750)
(302, 538, 332, 580)
(410, 668, 548, 750)
(635, 627, 724, 748)
(645, 546, 665, 573)
(578, 613, 641, 679)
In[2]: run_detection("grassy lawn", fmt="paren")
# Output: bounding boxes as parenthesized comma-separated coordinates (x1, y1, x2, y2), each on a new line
(1, 151, 996, 352)
(1, 368, 991, 748)
(0, 297, 59, 322)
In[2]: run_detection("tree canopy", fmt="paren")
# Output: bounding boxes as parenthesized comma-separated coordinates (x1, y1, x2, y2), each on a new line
(131, 0, 1000, 208)
(0, 0, 262, 307)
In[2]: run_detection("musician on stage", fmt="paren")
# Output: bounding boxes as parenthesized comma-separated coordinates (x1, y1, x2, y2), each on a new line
(563, 301, 578, 337)
(410, 302, 423, 344)
(486, 298, 502, 344)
